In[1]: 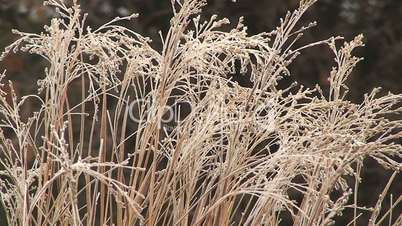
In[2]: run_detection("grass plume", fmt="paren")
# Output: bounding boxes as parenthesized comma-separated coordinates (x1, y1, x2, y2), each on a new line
(0, 0, 401, 225)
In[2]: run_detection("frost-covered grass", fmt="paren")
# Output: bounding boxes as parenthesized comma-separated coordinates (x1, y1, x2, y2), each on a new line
(0, 0, 401, 225)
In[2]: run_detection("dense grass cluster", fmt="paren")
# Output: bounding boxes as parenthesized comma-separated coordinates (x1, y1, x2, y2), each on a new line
(0, 0, 401, 225)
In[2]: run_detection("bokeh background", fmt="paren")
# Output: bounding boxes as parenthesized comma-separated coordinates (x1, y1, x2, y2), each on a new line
(0, 0, 401, 225)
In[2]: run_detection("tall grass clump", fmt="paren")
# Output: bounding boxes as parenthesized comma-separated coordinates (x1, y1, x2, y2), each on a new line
(0, 0, 401, 225)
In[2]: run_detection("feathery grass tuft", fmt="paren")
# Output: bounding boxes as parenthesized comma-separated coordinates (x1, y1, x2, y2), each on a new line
(0, 0, 401, 225)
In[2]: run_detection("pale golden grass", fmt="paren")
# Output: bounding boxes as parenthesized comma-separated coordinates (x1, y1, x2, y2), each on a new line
(0, 0, 401, 225)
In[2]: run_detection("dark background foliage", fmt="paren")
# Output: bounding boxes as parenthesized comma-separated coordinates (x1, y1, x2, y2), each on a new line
(0, 0, 401, 225)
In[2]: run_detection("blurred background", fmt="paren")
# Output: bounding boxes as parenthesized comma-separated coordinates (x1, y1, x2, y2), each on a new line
(0, 0, 401, 225)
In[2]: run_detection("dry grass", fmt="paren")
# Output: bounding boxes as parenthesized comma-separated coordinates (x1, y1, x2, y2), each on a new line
(0, 0, 401, 225)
